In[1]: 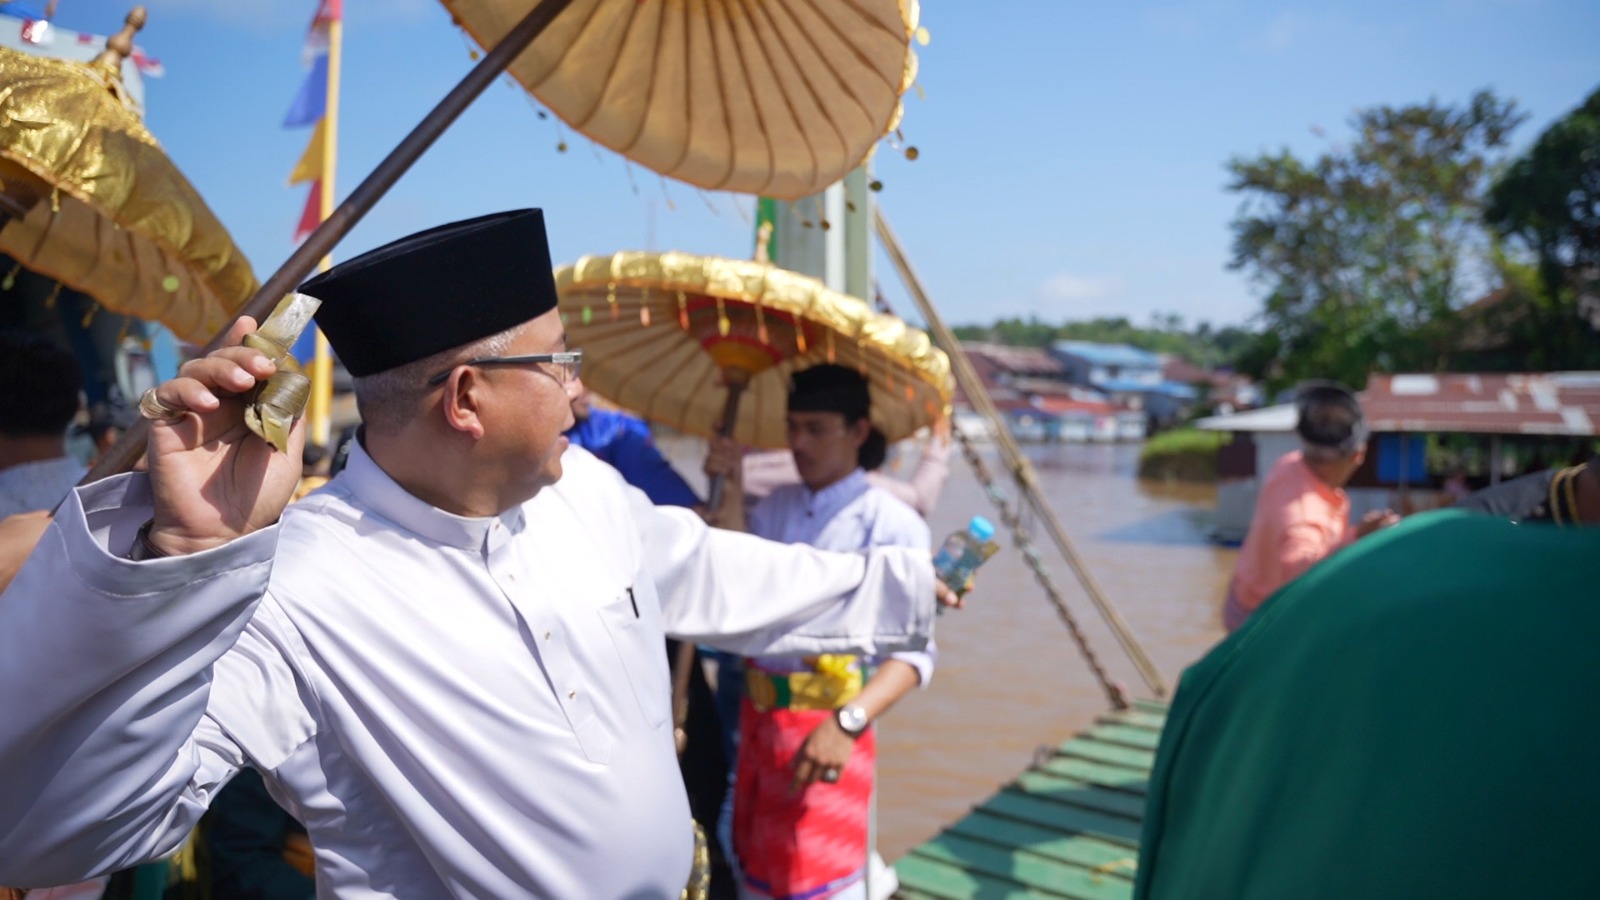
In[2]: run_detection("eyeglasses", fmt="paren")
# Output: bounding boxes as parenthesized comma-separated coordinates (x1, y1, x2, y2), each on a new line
(426, 350, 584, 387)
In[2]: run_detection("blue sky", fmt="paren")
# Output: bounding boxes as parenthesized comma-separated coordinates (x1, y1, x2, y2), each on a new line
(30, 0, 1600, 329)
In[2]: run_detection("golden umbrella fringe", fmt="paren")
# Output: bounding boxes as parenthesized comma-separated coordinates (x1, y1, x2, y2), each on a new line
(0, 15, 258, 346)
(441, 0, 922, 199)
(555, 250, 952, 456)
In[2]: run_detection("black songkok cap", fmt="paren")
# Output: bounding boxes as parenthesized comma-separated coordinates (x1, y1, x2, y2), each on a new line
(300, 209, 558, 377)
(788, 364, 871, 419)
(1295, 380, 1368, 452)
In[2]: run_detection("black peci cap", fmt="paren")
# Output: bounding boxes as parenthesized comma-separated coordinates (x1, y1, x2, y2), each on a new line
(788, 363, 871, 418)
(300, 209, 559, 377)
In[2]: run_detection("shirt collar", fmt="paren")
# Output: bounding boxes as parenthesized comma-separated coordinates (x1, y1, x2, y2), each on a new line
(800, 468, 870, 519)
(339, 437, 523, 550)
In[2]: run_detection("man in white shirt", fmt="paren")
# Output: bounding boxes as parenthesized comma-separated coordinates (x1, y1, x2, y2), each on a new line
(706, 365, 933, 900)
(0, 210, 956, 898)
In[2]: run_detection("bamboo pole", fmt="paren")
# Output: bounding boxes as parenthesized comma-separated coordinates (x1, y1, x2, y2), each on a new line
(304, 5, 345, 450)
(872, 207, 1170, 698)
(83, 0, 577, 484)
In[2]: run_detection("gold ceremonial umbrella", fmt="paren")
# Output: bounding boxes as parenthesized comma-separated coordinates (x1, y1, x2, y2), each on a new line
(556, 249, 951, 459)
(440, 0, 921, 199)
(0, 9, 258, 345)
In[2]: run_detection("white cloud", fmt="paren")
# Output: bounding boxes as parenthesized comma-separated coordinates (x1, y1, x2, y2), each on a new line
(1039, 273, 1125, 304)
(1262, 12, 1314, 51)
(1143, 0, 1240, 37)
(1245, 10, 1411, 54)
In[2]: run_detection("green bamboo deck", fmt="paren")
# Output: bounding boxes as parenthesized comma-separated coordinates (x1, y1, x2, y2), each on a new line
(894, 699, 1167, 900)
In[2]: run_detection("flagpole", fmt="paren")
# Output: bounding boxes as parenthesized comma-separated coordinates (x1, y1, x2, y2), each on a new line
(307, 5, 342, 449)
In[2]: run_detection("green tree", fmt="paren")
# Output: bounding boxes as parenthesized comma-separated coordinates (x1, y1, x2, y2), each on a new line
(1484, 85, 1600, 368)
(952, 313, 1264, 374)
(951, 315, 1060, 346)
(1227, 90, 1525, 391)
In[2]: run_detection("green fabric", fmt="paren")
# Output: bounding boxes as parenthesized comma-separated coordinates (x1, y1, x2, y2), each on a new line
(755, 196, 779, 262)
(1135, 510, 1600, 899)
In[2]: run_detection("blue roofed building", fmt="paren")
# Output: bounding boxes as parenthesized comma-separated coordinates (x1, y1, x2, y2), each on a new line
(1050, 341, 1199, 429)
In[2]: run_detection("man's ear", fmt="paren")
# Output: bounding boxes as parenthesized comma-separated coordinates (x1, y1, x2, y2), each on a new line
(441, 368, 487, 439)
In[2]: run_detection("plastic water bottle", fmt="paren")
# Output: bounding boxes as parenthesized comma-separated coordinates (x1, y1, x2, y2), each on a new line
(933, 515, 1000, 596)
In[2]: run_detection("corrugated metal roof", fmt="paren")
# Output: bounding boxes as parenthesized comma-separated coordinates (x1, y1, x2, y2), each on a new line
(1362, 372, 1600, 436)
(1053, 341, 1163, 368)
(1095, 379, 1197, 398)
(1009, 376, 1108, 402)
(959, 342, 1067, 377)
(1195, 404, 1297, 432)
(1197, 373, 1600, 436)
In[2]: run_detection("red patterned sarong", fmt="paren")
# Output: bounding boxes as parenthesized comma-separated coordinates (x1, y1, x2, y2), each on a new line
(733, 699, 876, 899)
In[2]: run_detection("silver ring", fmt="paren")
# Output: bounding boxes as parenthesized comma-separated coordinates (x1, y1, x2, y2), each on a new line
(138, 387, 184, 422)
(821, 767, 841, 784)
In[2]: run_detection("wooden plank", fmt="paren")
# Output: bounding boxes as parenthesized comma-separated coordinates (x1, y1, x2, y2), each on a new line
(1036, 756, 1149, 796)
(1012, 771, 1147, 820)
(895, 852, 1059, 899)
(981, 790, 1145, 846)
(897, 705, 1163, 898)
(1095, 709, 1167, 732)
(1052, 738, 1156, 771)
(897, 890, 954, 900)
(1085, 724, 1162, 751)
(913, 834, 1135, 899)
(947, 810, 1141, 876)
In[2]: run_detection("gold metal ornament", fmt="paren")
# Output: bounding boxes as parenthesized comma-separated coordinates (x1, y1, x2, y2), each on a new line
(239, 294, 321, 453)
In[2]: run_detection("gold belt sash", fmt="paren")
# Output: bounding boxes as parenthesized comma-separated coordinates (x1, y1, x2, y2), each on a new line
(745, 655, 863, 713)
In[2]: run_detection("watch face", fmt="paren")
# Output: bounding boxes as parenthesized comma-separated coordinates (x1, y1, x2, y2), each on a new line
(838, 705, 868, 734)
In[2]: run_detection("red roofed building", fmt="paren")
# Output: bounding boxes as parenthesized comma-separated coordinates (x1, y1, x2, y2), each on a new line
(1360, 372, 1600, 436)
(1195, 372, 1600, 541)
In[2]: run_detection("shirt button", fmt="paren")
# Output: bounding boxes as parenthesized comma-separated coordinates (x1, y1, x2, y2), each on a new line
(544, 631, 552, 641)
(507, 573, 516, 582)
(568, 690, 578, 699)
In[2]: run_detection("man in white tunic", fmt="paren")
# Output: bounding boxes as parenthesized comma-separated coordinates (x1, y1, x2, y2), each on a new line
(0, 211, 953, 898)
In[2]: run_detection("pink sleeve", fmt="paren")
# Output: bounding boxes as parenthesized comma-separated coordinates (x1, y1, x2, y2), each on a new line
(1277, 521, 1337, 584)
(864, 437, 953, 518)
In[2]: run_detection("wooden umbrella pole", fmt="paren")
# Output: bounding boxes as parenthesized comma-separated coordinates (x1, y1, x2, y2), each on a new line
(872, 207, 1170, 699)
(84, 0, 577, 484)
(704, 372, 749, 513)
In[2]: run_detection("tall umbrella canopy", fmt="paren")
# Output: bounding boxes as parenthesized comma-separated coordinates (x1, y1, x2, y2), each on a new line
(556, 250, 950, 451)
(440, 0, 921, 199)
(0, 9, 258, 345)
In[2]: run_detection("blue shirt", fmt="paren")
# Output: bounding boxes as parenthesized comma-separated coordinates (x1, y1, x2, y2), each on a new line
(566, 408, 700, 508)
(747, 468, 936, 684)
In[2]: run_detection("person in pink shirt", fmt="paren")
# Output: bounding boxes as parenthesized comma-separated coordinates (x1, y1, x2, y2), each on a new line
(1224, 382, 1398, 632)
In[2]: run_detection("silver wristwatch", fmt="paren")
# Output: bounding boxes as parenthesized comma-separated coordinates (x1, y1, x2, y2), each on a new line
(835, 703, 869, 736)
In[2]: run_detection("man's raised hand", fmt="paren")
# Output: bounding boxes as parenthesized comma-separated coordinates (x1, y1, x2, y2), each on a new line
(144, 317, 306, 556)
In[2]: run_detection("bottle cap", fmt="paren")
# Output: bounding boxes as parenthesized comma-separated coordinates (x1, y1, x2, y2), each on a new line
(968, 515, 995, 541)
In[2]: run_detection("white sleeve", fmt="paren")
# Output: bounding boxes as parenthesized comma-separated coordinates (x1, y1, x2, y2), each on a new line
(628, 485, 937, 658)
(0, 474, 285, 886)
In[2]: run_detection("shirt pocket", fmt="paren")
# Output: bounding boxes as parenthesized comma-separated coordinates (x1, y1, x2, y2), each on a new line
(595, 588, 671, 730)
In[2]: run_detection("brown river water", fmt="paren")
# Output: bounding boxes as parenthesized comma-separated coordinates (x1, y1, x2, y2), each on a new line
(871, 441, 1234, 858)
(661, 438, 1236, 860)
